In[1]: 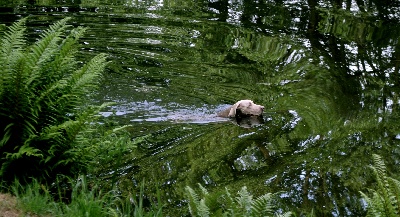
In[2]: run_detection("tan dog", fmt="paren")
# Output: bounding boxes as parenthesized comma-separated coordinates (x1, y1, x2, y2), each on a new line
(217, 100, 264, 118)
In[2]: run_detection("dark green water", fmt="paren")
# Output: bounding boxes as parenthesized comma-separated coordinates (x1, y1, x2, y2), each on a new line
(2, 0, 400, 216)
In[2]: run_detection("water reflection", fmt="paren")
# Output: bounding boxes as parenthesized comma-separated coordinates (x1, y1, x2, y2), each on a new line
(100, 101, 229, 123)
(1, 0, 400, 216)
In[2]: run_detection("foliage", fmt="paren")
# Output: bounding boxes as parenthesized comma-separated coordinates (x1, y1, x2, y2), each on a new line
(110, 181, 164, 217)
(0, 17, 108, 185)
(185, 184, 292, 217)
(9, 176, 164, 217)
(360, 154, 400, 217)
(12, 179, 57, 216)
(11, 176, 109, 216)
(61, 176, 107, 217)
(2, 1, 400, 216)
(87, 125, 148, 181)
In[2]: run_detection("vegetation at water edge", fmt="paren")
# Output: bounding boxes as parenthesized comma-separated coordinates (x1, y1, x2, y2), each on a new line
(1, 12, 400, 217)
(0, 17, 108, 186)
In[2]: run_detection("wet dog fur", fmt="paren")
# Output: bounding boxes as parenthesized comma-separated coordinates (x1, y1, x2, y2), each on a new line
(217, 100, 264, 118)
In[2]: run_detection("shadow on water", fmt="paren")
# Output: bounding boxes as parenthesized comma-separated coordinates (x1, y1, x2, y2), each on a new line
(2, 0, 400, 216)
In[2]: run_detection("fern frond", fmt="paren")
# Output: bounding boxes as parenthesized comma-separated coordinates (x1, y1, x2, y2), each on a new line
(251, 193, 275, 216)
(388, 177, 400, 214)
(0, 17, 27, 73)
(185, 185, 291, 216)
(370, 159, 398, 216)
(360, 191, 374, 216)
(361, 155, 400, 217)
(222, 187, 236, 216)
(0, 123, 14, 147)
(185, 185, 210, 217)
(33, 78, 67, 110)
(372, 154, 386, 178)
(25, 17, 72, 87)
(225, 187, 235, 205)
(70, 52, 107, 88)
(41, 17, 71, 38)
(64, 102, 113, 143)
(185, 186, 201, 216)
(198, 183, 209, 196)
(369, 191, 386, 216)
(276, 212, 293, 217)
(198, 199, 210, 217)
(49, 26, 86, 78)
(0, 18, 27, 108)
(56, 53, 107, 109)
(5, 142, 43, 159)
(235, 186, 253, 215)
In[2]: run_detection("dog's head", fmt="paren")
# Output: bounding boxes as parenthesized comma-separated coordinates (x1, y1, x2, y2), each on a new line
(228, 100, 264, 118)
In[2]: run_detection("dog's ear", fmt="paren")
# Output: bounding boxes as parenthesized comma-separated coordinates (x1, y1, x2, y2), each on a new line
(228, 101, 242, 117)
(228, 106, 236, 117)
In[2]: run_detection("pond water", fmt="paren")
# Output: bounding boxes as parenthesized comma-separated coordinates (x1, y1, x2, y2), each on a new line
(2, 0, 400, 216)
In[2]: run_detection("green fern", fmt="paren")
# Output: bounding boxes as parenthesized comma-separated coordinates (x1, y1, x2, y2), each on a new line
(360, 154, 400, 217)
(235, 186, 253, 215)
(251, 192, 275, 216)
(0, 18, 27, 86)
(0, 17, 108, 186)
(185, 184, 291, 217)
(185, 184, 210, 217)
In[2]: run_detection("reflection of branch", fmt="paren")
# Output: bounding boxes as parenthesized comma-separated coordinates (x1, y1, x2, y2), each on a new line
(307, 0, 349, 73)
(392, 39, 400, 81)
(355, 0, 366, 13)
(365, 50, 377, 72)
(256, 143, 270, 158)
(357, 44, 367, 73)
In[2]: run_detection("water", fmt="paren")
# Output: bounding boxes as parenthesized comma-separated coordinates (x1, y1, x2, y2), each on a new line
(1, 0, 400, 216)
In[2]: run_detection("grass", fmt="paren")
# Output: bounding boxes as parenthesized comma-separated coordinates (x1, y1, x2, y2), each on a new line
(5, 176, 163, 217)
(12, 179, 56, 216)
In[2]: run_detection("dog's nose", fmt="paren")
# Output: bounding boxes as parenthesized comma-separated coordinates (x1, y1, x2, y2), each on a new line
(261, 106, 265, 110)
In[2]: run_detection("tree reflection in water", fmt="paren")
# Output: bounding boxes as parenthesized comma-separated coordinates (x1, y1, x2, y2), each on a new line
(1, 0, 400, 216)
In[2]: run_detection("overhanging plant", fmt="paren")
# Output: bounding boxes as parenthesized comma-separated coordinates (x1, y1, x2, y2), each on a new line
(0, 17, 109, 185)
